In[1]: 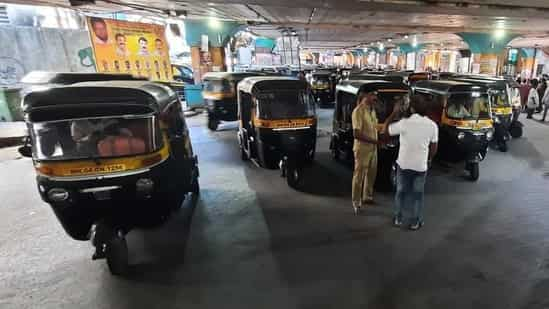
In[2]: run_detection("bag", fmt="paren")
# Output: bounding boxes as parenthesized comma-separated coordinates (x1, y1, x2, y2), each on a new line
(97, 136, 146, 157)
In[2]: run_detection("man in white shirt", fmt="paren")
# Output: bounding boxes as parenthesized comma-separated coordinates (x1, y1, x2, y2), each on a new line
(383, 95, 438, 230)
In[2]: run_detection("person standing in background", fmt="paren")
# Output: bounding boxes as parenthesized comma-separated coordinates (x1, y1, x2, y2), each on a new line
(351, 86, 380, 215)
(520, 79, 531, 111)
(537, 78, 548, 113)
(541, 82, 549, 121)
(527, 79, 540, 119)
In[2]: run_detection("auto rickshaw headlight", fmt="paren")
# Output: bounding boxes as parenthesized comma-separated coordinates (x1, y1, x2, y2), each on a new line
(486, 130, 494, 141)
(457, 132, 466, 140)
(48, 188, 69, 202)
(136, 178, 154, 195)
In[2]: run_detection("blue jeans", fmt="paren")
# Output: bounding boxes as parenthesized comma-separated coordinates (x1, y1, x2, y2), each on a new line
(394, 165, 427, 223)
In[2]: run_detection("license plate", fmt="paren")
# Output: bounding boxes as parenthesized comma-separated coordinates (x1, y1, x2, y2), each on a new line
(67, 164, 126, 176)
(93, 190, 111, 201)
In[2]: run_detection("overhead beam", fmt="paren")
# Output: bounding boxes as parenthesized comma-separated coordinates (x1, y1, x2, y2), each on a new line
(181, 0, 549, 19)
(266, 22, 548, 36)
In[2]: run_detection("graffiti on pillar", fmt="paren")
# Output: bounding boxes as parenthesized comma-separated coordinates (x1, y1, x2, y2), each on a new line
(0, 57, 25, 86)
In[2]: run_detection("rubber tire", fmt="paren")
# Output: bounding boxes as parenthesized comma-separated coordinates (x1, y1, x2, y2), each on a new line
(286, 166, 301, 189)
(240, 146, 248, 161)
(499, 140, 508, 152)
(207, 118, 219, 131)
(331, 147, 340, 161)
(468, 163, 479, 181)
(106, 236, 129, 276)
(509, 125, 523, 138)
(191, 172, 200, 195)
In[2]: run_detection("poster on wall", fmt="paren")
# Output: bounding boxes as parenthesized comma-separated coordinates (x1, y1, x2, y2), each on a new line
(86, 17, 172, 82)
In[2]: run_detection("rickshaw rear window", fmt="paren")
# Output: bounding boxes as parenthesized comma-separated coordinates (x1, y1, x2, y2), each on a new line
(31, 115, 163, 161)
(256, 90, 315, 120)
(447, 93, 490, 120)
(204, 80, 232, 93)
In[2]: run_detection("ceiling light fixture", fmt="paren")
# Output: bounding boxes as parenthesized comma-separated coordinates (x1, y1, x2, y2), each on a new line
(404, 35, 409, 39)
(494, 28, 505, 40)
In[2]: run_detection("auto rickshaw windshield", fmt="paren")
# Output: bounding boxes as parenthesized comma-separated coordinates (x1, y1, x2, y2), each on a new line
(312, 75, 330, 84)
(447, 93, 491, 120)
(31, 115, 163, 160)
(490, 90, 510, 107)
(256, 90, 315, 120)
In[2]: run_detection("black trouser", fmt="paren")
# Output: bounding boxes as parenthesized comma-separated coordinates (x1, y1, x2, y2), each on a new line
(527, 107, 535, 118)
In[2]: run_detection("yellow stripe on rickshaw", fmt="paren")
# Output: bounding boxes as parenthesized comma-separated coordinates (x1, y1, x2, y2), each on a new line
(441, 117, 493, 130)
(202, 91, 234, 100)
(253, 118, 316, 129)
(492, 107, 513, 115)
(35, 139, 170, 178)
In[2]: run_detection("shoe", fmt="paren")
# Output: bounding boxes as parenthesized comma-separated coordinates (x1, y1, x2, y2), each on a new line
(409, 220, 424, 231)
(363, 198, 375, 205)
(392, 215, 402, 227)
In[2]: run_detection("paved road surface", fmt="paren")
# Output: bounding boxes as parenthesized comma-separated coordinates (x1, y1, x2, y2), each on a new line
(2, 109, 549, 309)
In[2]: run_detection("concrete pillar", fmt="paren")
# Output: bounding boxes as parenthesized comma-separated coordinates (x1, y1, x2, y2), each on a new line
(457, 32, 518, 76)
(184, 19, 242, 82)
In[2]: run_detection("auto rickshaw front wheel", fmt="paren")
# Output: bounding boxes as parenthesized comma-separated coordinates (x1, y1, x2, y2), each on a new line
(286, 166, 302, 189)
(105, 233, 129, 276)
(207, 118, 219, 131)
(466, 162, 479, 181)
(498, 140, 508, 152)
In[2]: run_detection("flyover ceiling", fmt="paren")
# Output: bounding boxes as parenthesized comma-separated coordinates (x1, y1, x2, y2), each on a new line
(6, 0, 549, 51)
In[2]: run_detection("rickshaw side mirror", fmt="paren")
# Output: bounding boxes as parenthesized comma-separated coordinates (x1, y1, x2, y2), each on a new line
(18, 144, 32, 158)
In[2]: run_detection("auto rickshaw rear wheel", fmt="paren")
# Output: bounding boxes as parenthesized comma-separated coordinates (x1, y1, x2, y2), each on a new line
(106, 233, 129, 276)
(191, 172, 200, 195)
(207, 118, 219, 131)
(240, 145, 248, 161)
(509, 124, 523, 138)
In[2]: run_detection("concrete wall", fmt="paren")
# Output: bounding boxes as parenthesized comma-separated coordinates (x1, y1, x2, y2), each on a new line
(0, 25, 95, 87)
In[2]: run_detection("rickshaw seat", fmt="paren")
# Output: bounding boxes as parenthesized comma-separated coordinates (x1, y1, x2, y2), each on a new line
(97, 136, 146, 157)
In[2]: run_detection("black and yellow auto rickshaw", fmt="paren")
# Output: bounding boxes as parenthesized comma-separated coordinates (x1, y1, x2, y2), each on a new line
(412, 80, 494, 180)
(18, 78, 200, 275)
(202, 72, 264, 131)
(330, 80, 410, 190)
(450, 76, 517, 152)
(309, 70, 337, 106)
(237, 76, 317, 189)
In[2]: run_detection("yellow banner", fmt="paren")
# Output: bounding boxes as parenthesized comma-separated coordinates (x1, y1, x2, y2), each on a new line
(87, 17, 173, 82)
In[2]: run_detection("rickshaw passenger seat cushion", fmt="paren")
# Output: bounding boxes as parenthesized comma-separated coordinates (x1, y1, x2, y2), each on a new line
(98, 136, 146, 156)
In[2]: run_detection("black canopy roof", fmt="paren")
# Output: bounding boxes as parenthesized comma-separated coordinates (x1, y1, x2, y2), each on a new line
(22, 80, 178, 122)
(413, 80, 488, 94)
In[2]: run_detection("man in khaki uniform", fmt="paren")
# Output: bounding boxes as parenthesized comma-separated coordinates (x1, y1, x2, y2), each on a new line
(351, 87, 379, 214)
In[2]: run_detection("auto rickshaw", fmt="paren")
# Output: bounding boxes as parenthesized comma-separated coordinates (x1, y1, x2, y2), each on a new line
(450, 76, 519, 151)
(202, 72, 265, 131)
(18, 78, 200, 275)
(237, 76, 317, 189)
(412, 80, 494, 180)
(330, 80, 410, 191)
(309, 71, 336, 106)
